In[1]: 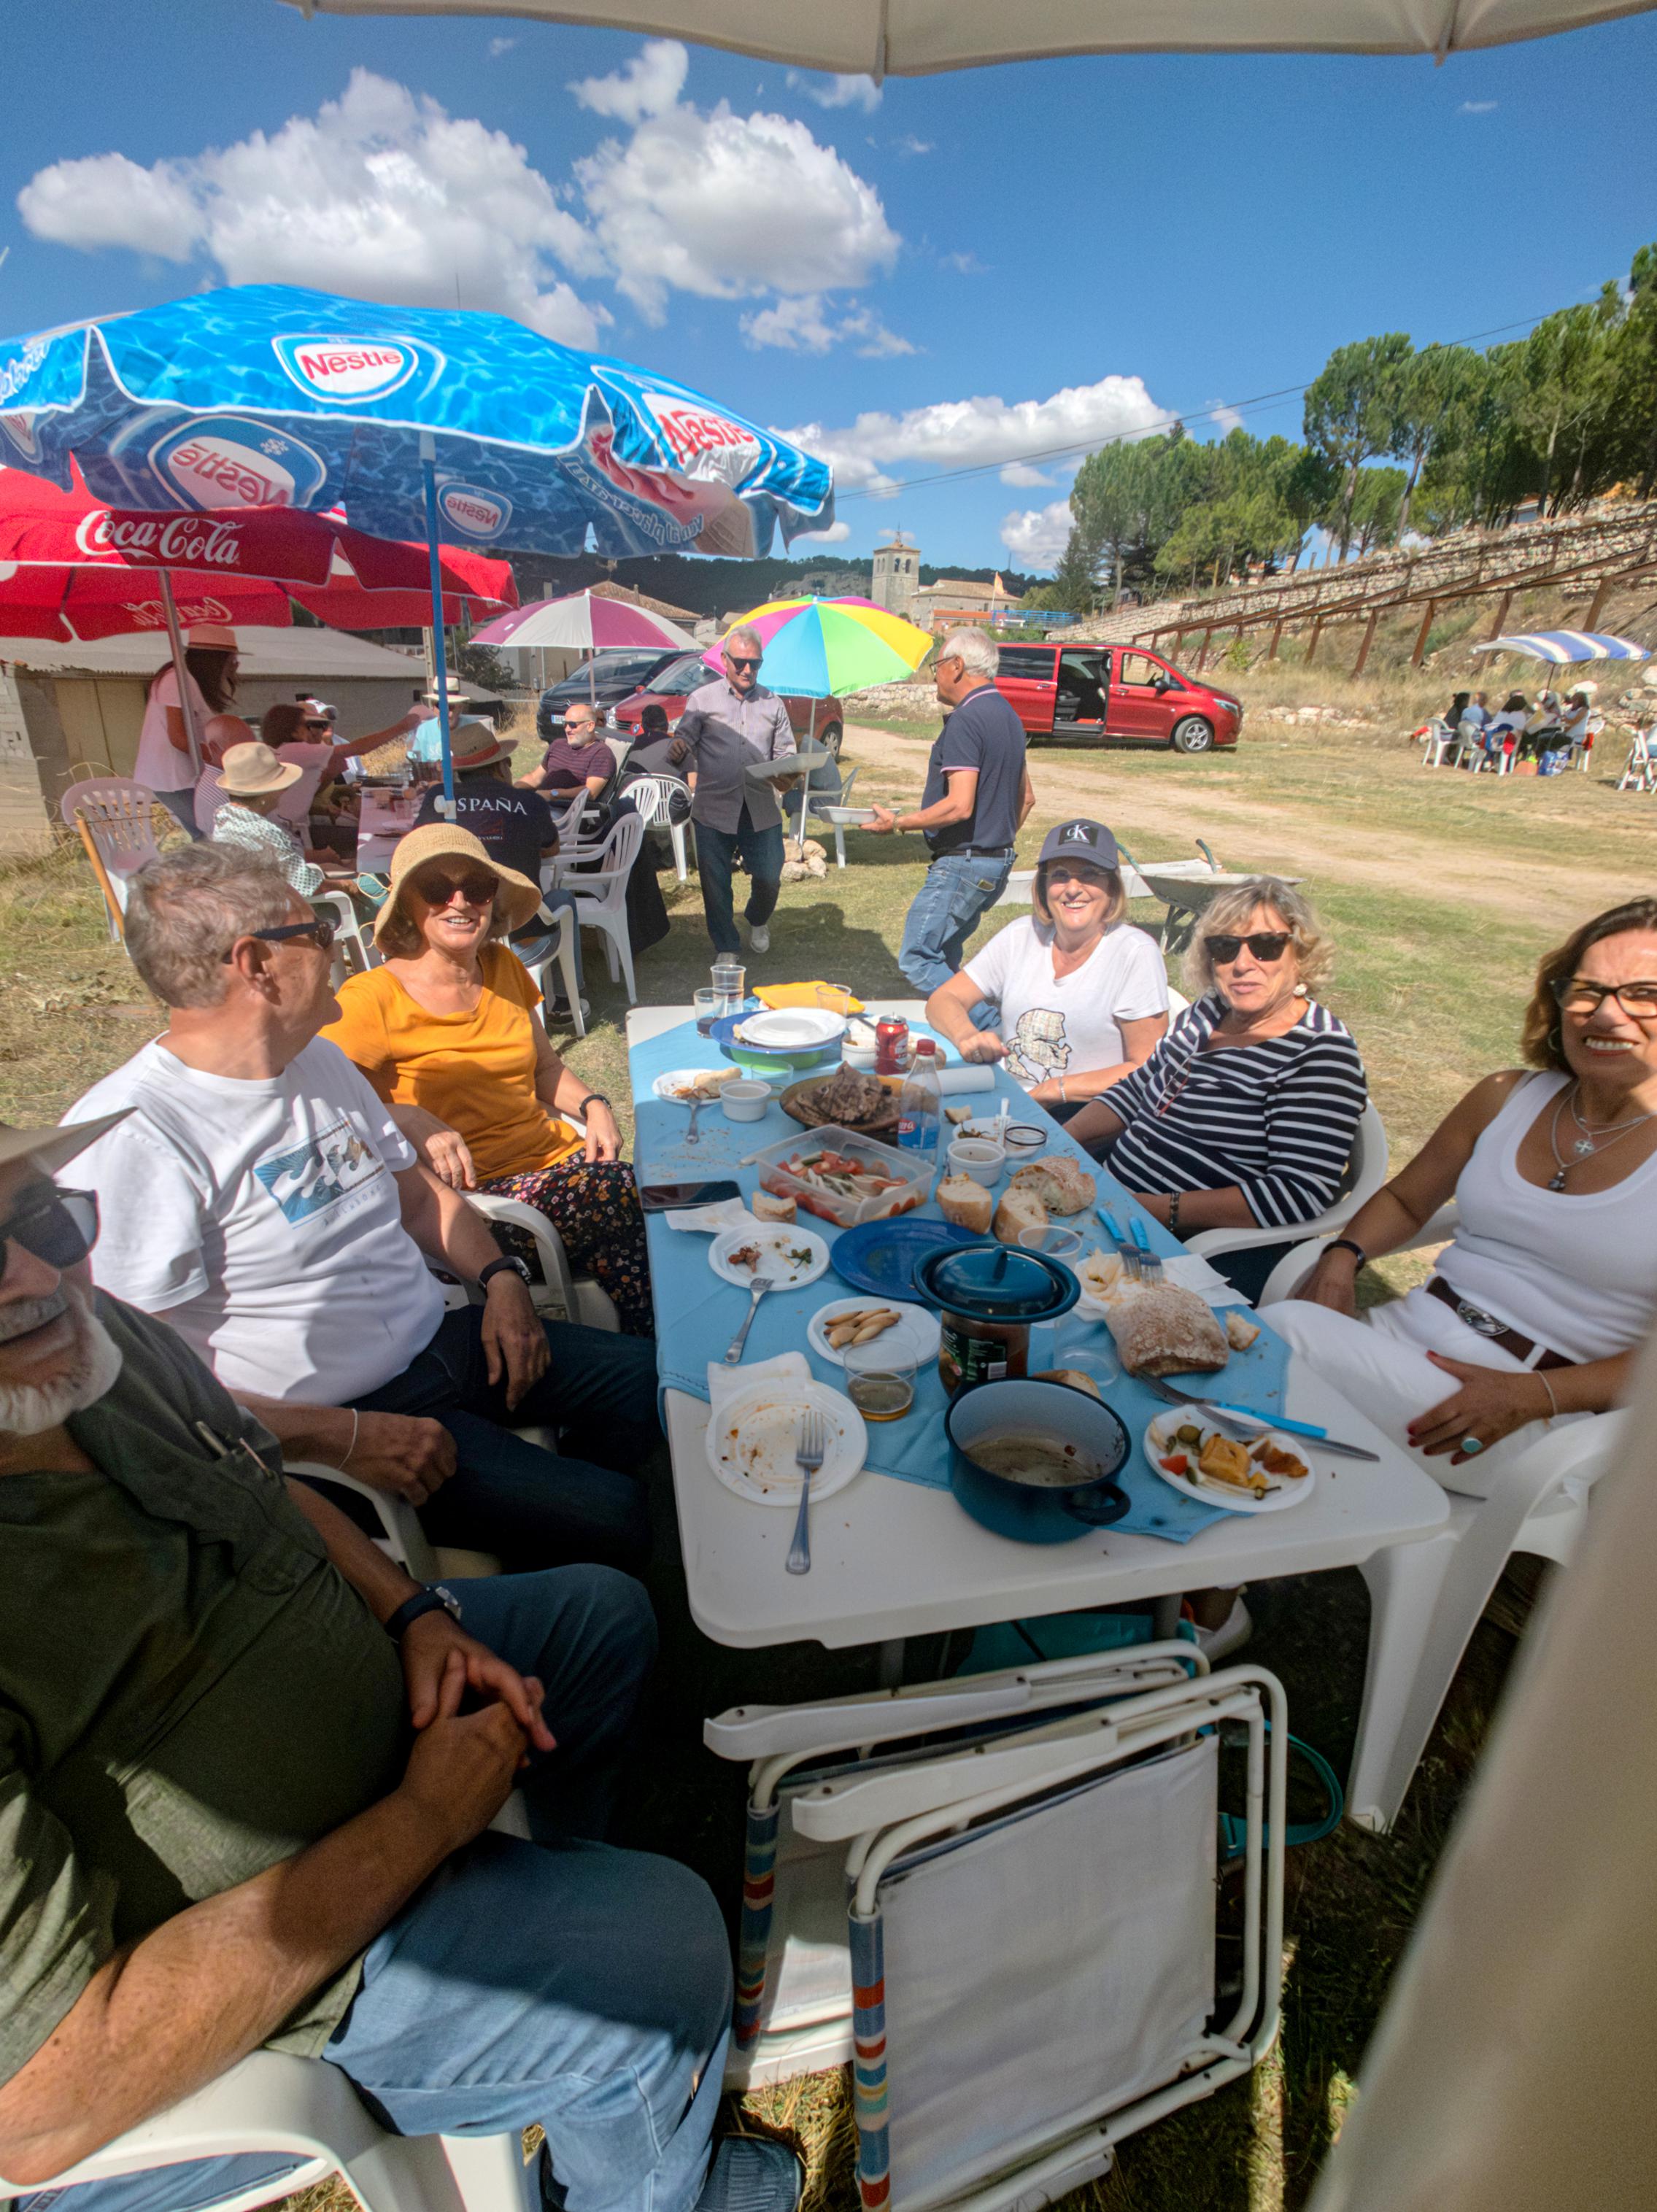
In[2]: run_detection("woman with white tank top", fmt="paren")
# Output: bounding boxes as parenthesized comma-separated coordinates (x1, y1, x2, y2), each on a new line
(1269, 898, 1657, 1497)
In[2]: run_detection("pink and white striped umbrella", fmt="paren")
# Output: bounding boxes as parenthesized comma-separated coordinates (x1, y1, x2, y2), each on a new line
(471, 587, 698, 652)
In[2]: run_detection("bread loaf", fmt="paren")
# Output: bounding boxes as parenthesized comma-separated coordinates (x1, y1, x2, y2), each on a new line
(1035, 1367, 1102, 1399)
(936, 1175, 993, 1234)
(1102, 1284, 1229, 1377)
(1008, 1158, 1096, 1216)
(993, 1186, 1048, 1245)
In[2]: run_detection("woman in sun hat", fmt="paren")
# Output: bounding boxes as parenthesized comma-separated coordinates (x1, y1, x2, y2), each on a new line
(208, 740, 330, 895)
(320, 824, 652, 1335)
(137, 622, 253, 836)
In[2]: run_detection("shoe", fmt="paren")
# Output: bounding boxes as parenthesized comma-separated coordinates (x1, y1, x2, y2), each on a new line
(695, 2137, 803, 2212)
(746, 922, 771, 954)
(1194, 1596, 1252, 1663)
(545, 996, 591, 1025)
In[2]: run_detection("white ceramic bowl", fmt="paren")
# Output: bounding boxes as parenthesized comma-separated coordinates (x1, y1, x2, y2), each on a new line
(841, 1043, 878, 1071)
(719, 1080, 772, 1123)
(948, 1137, 1006, 1187)
(1001, 1121, 1049, 1157)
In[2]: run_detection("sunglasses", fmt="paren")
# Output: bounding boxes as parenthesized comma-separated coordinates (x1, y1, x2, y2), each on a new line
(0, 1186, 99, 1272)
(725, 655, 762, 671)
(220, 919, 337, 962)
(411, 870, 498, 907)
(304, 717, 333, 730)
(1205, 931, 1292, 966)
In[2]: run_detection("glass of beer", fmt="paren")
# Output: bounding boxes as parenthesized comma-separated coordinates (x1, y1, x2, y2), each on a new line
(843, 1328, 918, 1421)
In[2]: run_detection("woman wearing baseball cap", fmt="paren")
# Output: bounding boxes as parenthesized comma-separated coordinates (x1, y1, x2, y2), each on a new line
(924, 816, 1170, 1120)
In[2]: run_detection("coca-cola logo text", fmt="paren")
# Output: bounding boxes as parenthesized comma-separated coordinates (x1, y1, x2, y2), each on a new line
(75, 511, 250, 569)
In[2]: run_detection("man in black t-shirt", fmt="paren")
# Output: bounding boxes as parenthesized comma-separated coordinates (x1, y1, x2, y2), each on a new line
(868, 627, 1033, 999)
(413, 720, 585, 1009)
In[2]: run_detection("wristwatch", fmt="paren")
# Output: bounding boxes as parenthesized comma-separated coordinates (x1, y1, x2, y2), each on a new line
(384, 1584, 463, 1641)
(478, 1254, 533, 1291)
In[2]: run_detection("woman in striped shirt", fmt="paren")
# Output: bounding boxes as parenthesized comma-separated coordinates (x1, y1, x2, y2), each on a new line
(1067, 878, 1367, 1303)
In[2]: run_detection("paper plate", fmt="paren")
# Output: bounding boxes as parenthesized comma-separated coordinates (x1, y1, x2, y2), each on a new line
(830, 1217, 978, 1298)
(706, 1377, 865, 1505)
(806, 1296, 941, 1368)
(709, 1224, 830, 1291)
(652, 1067, 741, 1105)
(1143, 1410, 1316, 1515)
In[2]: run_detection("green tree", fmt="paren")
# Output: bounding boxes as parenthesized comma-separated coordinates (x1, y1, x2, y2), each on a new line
(1302, 333, 1413, 555)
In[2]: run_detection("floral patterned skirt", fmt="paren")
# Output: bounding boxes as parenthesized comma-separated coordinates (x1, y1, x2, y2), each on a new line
(479, 1158, 654, 1337)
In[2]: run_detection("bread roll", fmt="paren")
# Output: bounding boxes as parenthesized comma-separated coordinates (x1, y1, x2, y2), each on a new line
(1035, 1367, 1102, 1399)
(753, 1190, 797, 1224)
(1008, 1158, 1096, 1216)
(1102, 1284, 1229, 1377)
(994, 1186, 1048, 1245)
(1224, 1310, 1262, 1350)
(937, 1175, 993, 1234)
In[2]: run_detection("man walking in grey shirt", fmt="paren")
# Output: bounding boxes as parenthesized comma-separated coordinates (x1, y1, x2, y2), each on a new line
(676, 628, 797, 955)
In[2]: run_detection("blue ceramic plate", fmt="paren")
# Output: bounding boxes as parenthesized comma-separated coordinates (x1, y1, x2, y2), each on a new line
(831, 1217, 979, 1299)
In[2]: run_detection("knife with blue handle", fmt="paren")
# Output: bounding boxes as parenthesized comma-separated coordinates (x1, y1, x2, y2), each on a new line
(1197, 1399, 1380, 1462)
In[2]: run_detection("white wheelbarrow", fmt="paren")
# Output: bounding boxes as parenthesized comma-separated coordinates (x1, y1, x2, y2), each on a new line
(1121, 840, 1302, 951)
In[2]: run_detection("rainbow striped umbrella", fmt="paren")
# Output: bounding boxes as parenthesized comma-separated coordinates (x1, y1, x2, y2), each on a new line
(703, 594, 933, 697)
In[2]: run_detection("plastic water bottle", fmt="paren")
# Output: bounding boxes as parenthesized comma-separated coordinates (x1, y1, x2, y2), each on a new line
(896, 1038, 943, 1156)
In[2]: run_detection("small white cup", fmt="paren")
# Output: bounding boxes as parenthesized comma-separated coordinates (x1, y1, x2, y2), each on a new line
(947, 1137, 1006, 1187)
(719, 1080, 771, 1124)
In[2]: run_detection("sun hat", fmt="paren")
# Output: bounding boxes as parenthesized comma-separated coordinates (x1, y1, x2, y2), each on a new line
(215, 740, 304, 797)
(374, 824, 541, 945)
(188, 623, 237, 651)
(449, 717, 514, 773)
(421, 676, 470, 703)
(0, 1110, 131, 1180)
(1036, 818, 1120, 872)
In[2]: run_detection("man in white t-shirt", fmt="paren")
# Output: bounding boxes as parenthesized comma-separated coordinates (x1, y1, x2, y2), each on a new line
(62, 843, 657, 1572)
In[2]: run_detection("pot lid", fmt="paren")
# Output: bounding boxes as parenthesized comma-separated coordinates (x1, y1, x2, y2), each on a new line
(916, 1242, 1079, 1320)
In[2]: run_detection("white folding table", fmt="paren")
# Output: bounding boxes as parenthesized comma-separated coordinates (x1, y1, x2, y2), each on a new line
(629, 1003, 1451, 1829)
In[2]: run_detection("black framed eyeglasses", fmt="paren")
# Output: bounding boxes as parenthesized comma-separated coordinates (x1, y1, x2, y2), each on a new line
(0, 1186, 99, 1272)
(1205, 931, 1291, 966)
(1551, 976, 1657, 1020)
(220, 919, 337, 962)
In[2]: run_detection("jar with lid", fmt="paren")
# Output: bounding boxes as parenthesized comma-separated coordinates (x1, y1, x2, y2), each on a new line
(913, 1243, 1080, 1394)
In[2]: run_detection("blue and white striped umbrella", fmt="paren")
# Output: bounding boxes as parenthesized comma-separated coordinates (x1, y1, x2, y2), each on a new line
(1471, 630, 1649, 664)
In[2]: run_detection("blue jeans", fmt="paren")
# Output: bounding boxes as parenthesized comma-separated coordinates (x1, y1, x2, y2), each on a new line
(347, 1306, 657, 1573)
(695, 806, 784, 955)
(23, 1569, 733, 2212)
(898, 850, 1013, 1004)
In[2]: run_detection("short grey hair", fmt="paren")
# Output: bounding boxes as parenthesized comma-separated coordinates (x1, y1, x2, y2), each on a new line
(125, 845, 295, 1008)
(938, 627, 999, 678)
(1184, 876, 1335, 999)
(722, 626, 764, 659)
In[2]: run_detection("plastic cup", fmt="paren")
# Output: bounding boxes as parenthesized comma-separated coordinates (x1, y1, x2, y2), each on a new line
(1018, 1223, 1085, 1262)
(693, 988, 725, 1035)
(816, 983, 854, 1016)
(843, 1329, 919, 1422)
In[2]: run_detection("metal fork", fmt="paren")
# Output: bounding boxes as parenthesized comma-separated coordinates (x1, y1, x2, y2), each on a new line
(722, 1275, 774, 1364)
(1130, 1216, 1164, 1283)
(685, 1097, 703, 1147)
(787, 1407, 825, 1576)
(1098, 1205, 1143, 1280)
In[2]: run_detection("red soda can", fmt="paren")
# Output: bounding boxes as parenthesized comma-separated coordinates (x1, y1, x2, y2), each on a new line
(874, 1017, 909, 1075)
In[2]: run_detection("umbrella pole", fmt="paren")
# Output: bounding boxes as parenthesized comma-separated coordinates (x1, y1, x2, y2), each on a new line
(158, 572, 202, 777)
(800, 697, 816, 845)
(419, 436, 455, 814)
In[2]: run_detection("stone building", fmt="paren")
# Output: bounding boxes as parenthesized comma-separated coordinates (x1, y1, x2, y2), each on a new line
(870, 532, 922, 619)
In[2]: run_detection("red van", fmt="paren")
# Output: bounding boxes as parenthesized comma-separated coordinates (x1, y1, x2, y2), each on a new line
(994, 641, 1243, 754)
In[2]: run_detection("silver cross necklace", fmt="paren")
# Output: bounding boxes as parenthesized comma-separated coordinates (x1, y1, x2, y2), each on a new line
(1546, 1082, 1657, 1191)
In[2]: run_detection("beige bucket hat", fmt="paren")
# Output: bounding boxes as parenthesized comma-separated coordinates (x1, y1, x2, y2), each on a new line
(375, 823, 542, 946)
(0, 1110, 132, 1180)
(215, 740, 304, 797)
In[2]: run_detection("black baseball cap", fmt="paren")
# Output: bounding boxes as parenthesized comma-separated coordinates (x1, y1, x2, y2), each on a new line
(1037, 819, 1119, 870)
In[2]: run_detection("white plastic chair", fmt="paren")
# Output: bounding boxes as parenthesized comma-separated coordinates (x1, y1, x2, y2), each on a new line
(1616, 728, 1656, 792)
(0, 2048, 538, 2212)
(795, 763, 862, 868)
(517, 905, 585, 1039)
(310, 889, 379, 988)
(466, 1191, 619, 1334)
(622, 774, 696, 883)
(708, 1650, 1286, 2212)
(1418, 718, 1456, 768)
(547, 813, 644, 1005)
(1186, 1099, 1391, 1299)
(59, 778, 163, 935)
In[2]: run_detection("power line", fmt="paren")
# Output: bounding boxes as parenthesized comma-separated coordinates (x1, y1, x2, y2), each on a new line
(832, 303, 1571, 506)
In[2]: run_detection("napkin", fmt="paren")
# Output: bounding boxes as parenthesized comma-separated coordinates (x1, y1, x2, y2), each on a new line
(706, 1349, 813, 1410)
(1163, 1253, 1246, 1307)
(665, 1199, 761, 1234)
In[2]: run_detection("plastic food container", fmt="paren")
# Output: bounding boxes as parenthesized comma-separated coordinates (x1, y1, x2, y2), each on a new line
(913, 1242, 1079, 1394)
(749, 1126, 932, 1229)
(719, 1080, 771, 1123)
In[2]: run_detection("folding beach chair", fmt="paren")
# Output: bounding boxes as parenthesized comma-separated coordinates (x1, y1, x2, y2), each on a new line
(708, 1649, 1286, 2212)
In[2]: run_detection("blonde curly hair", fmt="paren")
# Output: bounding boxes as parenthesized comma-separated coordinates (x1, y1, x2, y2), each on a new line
(1183, 875, 1335, 999)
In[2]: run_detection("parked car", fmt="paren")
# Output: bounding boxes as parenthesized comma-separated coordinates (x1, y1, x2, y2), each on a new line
(993, 641, 1243, 754)
(536, 649, 684, 744)
(611, 652, 843, 762)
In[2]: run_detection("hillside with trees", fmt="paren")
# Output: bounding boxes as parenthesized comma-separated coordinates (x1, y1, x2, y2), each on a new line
(1041, 239, 1657, 611)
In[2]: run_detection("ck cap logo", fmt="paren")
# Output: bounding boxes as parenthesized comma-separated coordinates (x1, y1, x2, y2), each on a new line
(1058, 821, 1096, 844)
(147, 417, 329, 511)
(271, 334, 427, 406)
(437, 482, 511, 540)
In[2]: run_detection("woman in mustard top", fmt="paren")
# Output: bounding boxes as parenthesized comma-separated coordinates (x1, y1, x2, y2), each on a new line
(322, 824, 652, 1334)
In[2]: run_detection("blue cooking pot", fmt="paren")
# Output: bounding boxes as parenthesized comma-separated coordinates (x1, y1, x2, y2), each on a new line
(945, 1378, 1131, 1544)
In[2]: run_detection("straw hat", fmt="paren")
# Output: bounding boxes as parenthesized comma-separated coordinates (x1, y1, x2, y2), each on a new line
(421, 677, 470, 704)
(216, 740, 303, 797)
(375, 824, 541, 945)
(449, 717, 514, 773)
(0, 1110, 131, 1180)
(188, 622, 237, 651)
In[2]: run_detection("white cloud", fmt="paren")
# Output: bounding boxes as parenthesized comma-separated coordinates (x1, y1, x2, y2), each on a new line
(18, 70, 609, 346)
(569, 39, 688, 123)
(1000, 462, 1054, 487)
(939, 249, 984, 274)
(1210, 401, 1244, 433)
(782, 372, 1166, 498)
(488, 36, 517, 57)
(1000, 498, 1073, 571)
(895, 136, 935, 156)
(741, 293, 914, 358)
(1459, 98, 1498, 114)
(789, 71, 883, 112)
(797, 519, 850, 541)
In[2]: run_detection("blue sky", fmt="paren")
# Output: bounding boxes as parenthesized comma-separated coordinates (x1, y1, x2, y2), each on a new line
(3, 1, 1654, 570)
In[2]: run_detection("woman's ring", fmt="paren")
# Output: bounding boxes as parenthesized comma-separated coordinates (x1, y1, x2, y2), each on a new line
(1459, 1434, 1484, 1456)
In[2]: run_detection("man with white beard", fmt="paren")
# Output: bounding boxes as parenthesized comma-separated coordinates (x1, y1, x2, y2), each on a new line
(0, 1122, 799, 2212)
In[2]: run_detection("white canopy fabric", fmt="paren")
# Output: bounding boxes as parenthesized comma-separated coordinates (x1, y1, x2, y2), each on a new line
(279, 0, 1657, 69)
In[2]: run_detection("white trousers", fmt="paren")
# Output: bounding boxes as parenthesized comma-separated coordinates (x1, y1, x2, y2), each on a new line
(1263, 1285, 1570, 1500)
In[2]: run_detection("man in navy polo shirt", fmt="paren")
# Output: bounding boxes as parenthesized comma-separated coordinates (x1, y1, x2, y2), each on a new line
(868, 627, 1034, 1000)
